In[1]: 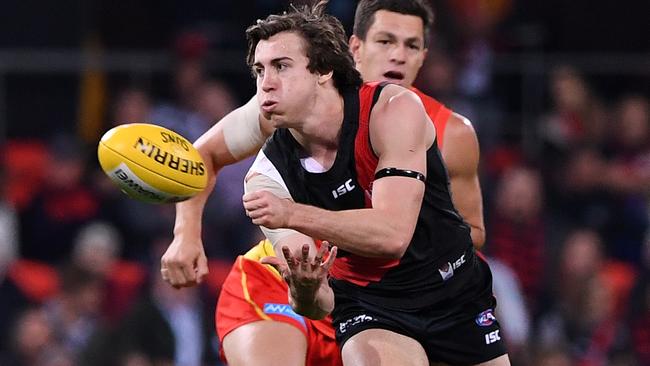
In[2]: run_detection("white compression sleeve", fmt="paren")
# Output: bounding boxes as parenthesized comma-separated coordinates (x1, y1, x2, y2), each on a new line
(221, 95, 266, 160)
(244, 172, 299, 246)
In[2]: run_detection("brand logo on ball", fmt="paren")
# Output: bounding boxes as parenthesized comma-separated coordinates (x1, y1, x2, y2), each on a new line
(134, 137, 205, 176)
(109, 163, 186, 203)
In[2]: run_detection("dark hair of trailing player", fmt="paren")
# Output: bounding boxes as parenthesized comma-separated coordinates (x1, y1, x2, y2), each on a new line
(353, 0, 434, 47)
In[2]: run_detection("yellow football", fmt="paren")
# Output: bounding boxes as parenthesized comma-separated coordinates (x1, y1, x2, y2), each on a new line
(97, 123, 208, 203)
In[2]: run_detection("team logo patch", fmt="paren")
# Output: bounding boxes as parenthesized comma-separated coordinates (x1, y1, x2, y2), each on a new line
(475, 309, 496, 327)
(438, 254, 466, 281)
(438, 262, 454, 281)
(263, 303, 306, 328)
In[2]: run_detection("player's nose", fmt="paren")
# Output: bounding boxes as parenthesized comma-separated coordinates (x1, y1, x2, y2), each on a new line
(261, 70, 278, 92)
(390, 45, 407, 64)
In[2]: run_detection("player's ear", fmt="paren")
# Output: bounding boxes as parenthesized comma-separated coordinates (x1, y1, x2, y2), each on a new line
(349, 35, 362, 63)
(318, 71, 333, 85)
(417, 46, 428, 69)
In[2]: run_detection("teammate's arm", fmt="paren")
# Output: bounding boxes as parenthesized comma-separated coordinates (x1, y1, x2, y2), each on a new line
(246, 172, 335, 319)
(244, 86, 431, 259)
(161, 96, 274, 288)
(442, 113, 485, 249)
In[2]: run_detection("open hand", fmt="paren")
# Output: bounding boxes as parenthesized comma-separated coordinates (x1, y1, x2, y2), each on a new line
(261, 242, 337, 296)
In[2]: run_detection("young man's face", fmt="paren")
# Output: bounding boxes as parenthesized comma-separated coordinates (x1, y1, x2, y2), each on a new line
(350, 10, 427, 88)
(253, 31, 320, 126)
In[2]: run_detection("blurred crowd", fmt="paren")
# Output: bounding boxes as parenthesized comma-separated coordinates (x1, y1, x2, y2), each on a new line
(1, 1, 649, 365)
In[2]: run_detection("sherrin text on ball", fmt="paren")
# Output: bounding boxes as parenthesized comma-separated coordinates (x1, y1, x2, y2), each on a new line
(97, 123, 208, 203)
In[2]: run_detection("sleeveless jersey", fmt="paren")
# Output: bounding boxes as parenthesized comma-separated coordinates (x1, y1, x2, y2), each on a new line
(260, 82, 475, 310)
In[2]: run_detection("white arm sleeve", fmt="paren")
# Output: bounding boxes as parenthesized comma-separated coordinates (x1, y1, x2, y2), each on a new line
(221, 95, 266, 160)
(244, 168, 299, 246)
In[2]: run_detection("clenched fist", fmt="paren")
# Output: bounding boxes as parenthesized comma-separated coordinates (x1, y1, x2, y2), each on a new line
(243, 190, 294, 229)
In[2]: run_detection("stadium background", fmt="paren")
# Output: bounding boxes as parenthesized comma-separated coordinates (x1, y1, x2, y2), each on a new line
(0, 0, 648, 365)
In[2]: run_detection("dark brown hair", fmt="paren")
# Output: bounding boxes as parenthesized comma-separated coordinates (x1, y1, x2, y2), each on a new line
(246, 0, 362, 92)
(353, 0, 434, 47)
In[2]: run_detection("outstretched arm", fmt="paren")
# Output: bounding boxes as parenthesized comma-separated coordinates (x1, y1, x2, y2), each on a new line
(244, 86, 433, 258)
(161, 96, 274, 288)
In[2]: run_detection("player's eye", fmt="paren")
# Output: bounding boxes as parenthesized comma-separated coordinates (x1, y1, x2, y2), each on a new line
(253, 67, 264, 78)
(276, 63, 288, 71)
(377, 40, 390, 45)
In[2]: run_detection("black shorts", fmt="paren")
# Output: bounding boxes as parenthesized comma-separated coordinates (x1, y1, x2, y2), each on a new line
(330, 258, 507, 365)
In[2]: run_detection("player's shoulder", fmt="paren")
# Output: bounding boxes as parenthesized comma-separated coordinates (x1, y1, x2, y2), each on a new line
(409, 87, 440, 107)
(442, 112, 480, 165)
(445, 112, 477, 141)
(374, 83, 423, 112)
(368, 84, 433, 147)
(381, 83, 418, 98)
(409, 87, 456, 113)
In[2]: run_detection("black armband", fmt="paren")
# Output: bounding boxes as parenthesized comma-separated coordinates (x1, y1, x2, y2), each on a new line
(374, 167, 425, 182)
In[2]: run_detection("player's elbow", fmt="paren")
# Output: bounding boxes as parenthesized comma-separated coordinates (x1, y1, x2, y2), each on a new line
(392, 241, 410, 259)
(471, 226, 486, 250)
(383, 234, 411, 259)
(378, 220, 416, 258)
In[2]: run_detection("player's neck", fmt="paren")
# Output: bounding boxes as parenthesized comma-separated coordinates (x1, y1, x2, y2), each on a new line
(290, 87, 344, 152)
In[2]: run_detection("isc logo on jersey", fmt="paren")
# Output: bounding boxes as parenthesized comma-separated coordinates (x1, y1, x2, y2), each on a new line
(332, 178, 356, 198)
(485, 330, 501, 345)
(97, 123, 208, 203)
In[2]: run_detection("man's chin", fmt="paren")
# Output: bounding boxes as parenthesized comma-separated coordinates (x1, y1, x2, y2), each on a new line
(261, 110, 273, 120)
(267, 114, 287, 128)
